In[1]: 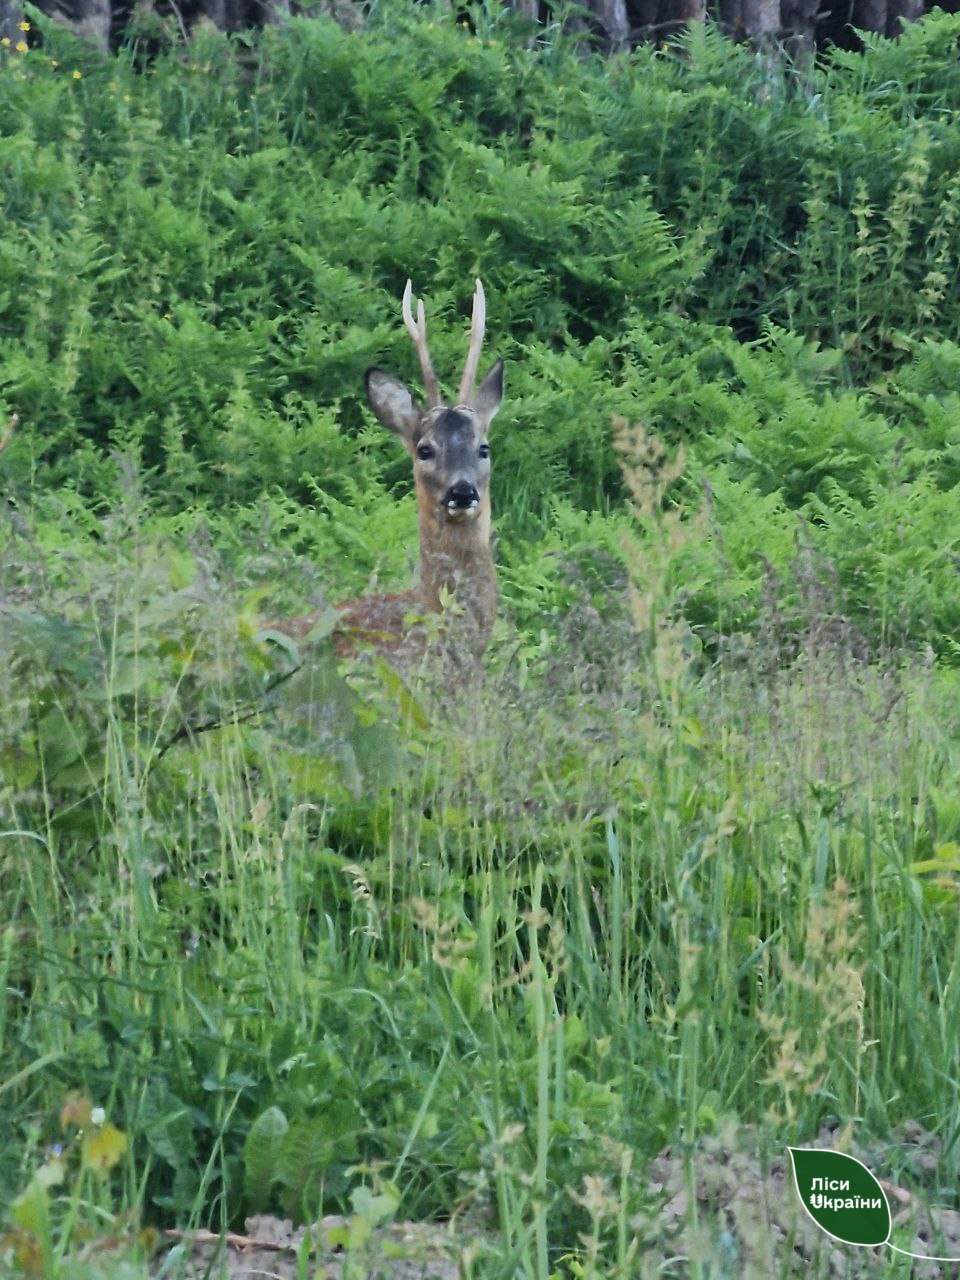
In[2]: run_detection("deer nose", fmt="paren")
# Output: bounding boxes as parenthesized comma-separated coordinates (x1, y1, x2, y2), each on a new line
(444, 480, 480, 510)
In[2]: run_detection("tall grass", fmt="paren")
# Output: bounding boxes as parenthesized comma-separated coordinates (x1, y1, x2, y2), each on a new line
(4, 431, 960, 1275)
(3, 6, 960, 1276)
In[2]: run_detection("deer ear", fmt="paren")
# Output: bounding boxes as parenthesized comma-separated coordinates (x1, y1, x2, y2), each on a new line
(474, 359, 504, 428)
(365, 369, 423, 441)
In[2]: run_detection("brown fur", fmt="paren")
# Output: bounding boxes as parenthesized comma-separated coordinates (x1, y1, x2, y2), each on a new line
(267, 285, 503, 669)
(270, 467, 499, 665)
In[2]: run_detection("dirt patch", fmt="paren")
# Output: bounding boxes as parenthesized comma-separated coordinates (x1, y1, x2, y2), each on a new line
(636, 1120, 960, 1277)
(153, 1124, 960, 1278)
(157, 1214, 468, 1279)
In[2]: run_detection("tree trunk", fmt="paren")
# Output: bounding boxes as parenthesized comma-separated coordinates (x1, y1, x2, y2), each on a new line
(853, 0, 886, 32)
(671, 0, 707, 23)
(588, 0, 630, 48)
(781, 0, 819, 60)
(46, 0, 110, 48)
(75, 0, 111, 46)
(886, 0, 922, 33)
(260, 0, 290, 22)
(627, 0, 663, 40)
(742, 0, 779, 36)
(0, 0, 25, 41)
(717, 0, 744, 38)
(10, 0, 947, 60)
(504, 0, 539, 21)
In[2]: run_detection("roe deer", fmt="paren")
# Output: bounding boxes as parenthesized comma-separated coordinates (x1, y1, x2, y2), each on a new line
(269, 280, 503, 666)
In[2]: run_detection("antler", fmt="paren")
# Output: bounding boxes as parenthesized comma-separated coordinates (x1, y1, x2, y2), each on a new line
(0, 413, 18, 455)
(401, 280, 442, 409)
(458, 278, 486, 405)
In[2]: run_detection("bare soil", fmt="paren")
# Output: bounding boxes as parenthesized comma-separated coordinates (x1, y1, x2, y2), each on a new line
(152, 1124, 960, 1278)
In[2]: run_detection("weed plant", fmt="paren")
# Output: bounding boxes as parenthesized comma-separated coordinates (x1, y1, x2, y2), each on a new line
(2, 5, 960, 1277)
(2, 7, 960, 651)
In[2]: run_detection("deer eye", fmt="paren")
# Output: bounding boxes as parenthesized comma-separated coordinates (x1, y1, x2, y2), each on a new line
(416, 443, 435, 461)
(478, 444, 491, 459)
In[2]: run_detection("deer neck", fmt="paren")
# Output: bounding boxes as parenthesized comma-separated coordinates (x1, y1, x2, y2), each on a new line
(416, 502, 497, 648)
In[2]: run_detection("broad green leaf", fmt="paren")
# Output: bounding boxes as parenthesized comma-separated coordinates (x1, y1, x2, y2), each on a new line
(351, 1183, 399, 1226)
(278, 1117, 335, 1218)
(53, 753, 107, 791)
(0, 745, 39, 789)
(37, 708, 87, 780)
(244, 1106, 288, 1210)
(911, 842, 960, 876)
(10, 1160, 63, 1234)
(11, 1179, 49, 1235)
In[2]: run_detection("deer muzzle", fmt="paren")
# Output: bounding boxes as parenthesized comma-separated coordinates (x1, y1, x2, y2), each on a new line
(444, 479, 481, 516)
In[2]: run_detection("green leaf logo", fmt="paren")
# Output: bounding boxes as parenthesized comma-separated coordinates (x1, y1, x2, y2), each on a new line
(788, 1148, 891, 1247)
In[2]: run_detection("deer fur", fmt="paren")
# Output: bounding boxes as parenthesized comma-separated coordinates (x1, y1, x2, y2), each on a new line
(269, 281, 503, 667)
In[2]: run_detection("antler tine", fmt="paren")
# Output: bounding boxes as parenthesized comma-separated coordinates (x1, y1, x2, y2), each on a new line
(458, 278, 486, 405)
(0, 412, 18, 455)
(401, 279, 442, 408)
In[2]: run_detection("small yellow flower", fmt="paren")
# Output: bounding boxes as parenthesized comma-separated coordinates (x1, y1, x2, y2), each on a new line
(1, 36, 10, 46)
(15, 40, 27, 52)
(71, 69, 81, 79)
(18, 19, 30, 30)
(50, 58, 58, 66)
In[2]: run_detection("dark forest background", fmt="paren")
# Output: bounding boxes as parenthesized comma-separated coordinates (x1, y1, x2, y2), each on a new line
(2, 0, 958, 62)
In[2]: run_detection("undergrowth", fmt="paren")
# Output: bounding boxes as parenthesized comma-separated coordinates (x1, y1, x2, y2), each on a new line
(2, 5, 960, 1277)
(4, 436, 960, 1276)
(1, 7, 960, 652)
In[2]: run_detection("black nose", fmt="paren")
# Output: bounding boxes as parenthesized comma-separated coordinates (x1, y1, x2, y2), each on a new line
(445, 480, 480, 509)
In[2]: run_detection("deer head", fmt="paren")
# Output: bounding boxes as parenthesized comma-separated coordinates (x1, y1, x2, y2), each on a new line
(265, 283, 503, 664)
(365, 280, 503, 543)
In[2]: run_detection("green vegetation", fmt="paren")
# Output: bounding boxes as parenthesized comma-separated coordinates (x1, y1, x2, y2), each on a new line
(3, 5, 960, 1276)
